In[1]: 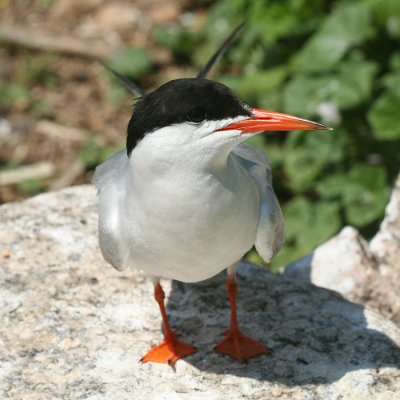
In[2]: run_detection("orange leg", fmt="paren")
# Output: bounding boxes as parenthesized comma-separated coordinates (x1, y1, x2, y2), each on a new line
(214, 273, 268, 362)
(141, 282, 196, 366)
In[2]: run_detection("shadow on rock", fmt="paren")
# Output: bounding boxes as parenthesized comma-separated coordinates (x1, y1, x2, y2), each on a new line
(165, 262, 400, 385)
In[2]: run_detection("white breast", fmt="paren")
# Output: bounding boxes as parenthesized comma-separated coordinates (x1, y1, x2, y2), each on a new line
(128, 159, 259, 281)
(95, 155, 260, 282)
(94, 120, 263, 282)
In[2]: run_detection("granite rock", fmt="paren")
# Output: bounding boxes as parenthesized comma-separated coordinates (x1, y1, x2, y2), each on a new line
(370, 173, 400, 270)
(1, 185, 400, 400)
(283, 226, 376, 297)
(283, 173, 400, 324)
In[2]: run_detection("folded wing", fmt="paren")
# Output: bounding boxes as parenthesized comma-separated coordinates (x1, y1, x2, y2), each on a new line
(232, 143, 285, 263)
(92, 149, 131, 270)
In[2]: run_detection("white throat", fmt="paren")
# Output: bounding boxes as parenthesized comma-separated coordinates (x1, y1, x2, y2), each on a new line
(129, 116, 251, 178)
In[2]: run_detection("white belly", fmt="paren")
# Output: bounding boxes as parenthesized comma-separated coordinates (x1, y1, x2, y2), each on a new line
(120, 160, 260, 282)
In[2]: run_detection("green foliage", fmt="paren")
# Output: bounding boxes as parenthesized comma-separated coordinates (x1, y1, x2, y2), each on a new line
(368, 91, 400, 140)
(273, 196, 341, 266)
(109, 48, 153, 79)
(193, 0, 398, 267)
(79, 134, 122, 169)
(0, 53, 54, 117)
(341, 164, 388, 227)
(154, 25, 199, 57)
(19, 55, 59, 88)
(107, 48, 153, 104)
(106, 84, 129, 105)
(0, 82, 30, 111)
(18, 178, 46, 195)
(0, 160, 21, 172)
(294, 2, 373, 72)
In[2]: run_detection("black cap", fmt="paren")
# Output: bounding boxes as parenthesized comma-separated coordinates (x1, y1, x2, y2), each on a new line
(127, 78, 251, 156)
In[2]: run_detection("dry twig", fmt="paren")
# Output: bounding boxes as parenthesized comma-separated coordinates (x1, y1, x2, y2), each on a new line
(0, 25, 115, 59)
(35, 120, 87, 143)
(0, 162, 55, 186)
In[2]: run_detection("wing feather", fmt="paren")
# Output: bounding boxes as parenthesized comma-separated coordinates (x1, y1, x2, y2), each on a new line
(232, 143, 285, 263)
(92, 149, 130, 270)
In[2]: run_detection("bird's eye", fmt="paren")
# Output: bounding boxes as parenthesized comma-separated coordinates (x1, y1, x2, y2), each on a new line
(186, 108, 206, 123)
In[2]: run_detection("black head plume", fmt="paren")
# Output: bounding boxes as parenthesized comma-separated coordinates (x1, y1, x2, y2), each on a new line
(100, 23, 245, 96)
(197, 22, 245, 79)
(100, 61, 145, 98)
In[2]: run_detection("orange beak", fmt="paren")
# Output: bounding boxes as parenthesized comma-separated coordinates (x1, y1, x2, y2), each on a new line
(218, 108, 332, 133)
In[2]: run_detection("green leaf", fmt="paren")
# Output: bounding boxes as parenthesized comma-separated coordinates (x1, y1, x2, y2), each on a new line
(109, 48, 152, 78)
(298, 201, 341, 248)
(283, 55, 377, 115)
(283, 196, 312, 240)
(334, 56, 378, 108)
(20, 56, 58, 87)
(271, 245, 304, 270)
(294, 2, 373, 72)
(246, 249, 268, 268)
(368, 91, 400, 140)
(367, 0, 400, 38)
(283, 197, 340, 245)
(283, 132, 344, 192)
(244, 134, 267, 151)
(283, 75, 332, 116)
(348, 163, 387, 191)
(0, 82, 31, 103)
(265, 144, 284, 170)
(381, 70, 400, 96)
(79, 135, 122, 168)
(154, 25, 197, 56)
(316, 173, 349, 198)
(278, 197, 341, 265)
(342, 164, 388, 227)
(271, 198, 341, 268)
(284, 145, 324, 192)
(343, 189, 388, 227)
(107, 84, 129, 105)
(219, 67, 288, 103)
(250, 4, 298, 44)
(389, 52, 400, 70)
(18, 178, 45, 195)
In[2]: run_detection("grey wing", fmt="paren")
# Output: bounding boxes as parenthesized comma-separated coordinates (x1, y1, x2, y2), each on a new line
(92, 149, 130, 271)
(232, 143, 285, 263)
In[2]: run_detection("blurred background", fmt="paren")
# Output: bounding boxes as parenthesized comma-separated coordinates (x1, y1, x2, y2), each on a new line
(0, 0, 399, 268)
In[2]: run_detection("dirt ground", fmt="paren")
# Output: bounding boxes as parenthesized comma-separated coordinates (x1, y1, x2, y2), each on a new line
(0, 0, 200, 202)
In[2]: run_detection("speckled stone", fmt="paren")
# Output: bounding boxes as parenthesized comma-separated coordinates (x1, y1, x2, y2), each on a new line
(370, 173, 400, 269)
(1, 185, 400, 400)
(283, 226, 375, 296)
(283, 173, 400, 325)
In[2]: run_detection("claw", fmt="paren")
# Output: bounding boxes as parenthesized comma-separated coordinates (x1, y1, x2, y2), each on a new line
(141, 337, 196, 366)
(214, 328, 267, 362)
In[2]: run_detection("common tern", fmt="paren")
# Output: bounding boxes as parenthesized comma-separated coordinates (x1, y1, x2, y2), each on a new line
(94, 26, 330, 366)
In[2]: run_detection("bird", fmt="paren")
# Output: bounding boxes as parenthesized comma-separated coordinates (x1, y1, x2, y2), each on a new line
(93, 27, 330, 367)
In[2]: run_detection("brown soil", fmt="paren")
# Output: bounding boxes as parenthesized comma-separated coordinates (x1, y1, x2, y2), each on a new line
(0, 0, 195, 203)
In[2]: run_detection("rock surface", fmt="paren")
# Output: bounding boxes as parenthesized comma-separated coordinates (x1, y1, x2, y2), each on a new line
(284, 173, 400, 325)
(1, 185, 400, 399)
(284, 226, 376, 297)
(370, 173, 400, 269)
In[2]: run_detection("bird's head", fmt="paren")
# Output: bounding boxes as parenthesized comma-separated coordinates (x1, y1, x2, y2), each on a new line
(127, 78, 330, 164)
